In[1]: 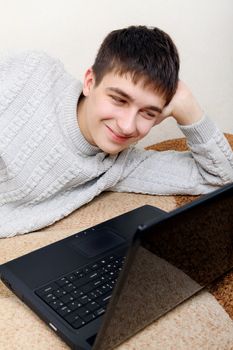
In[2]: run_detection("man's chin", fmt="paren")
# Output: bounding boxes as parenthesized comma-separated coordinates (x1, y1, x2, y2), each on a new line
(98, 142, 130, 155)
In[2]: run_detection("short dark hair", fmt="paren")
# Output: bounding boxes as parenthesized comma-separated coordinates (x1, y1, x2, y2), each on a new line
(92, 25, 180, 104)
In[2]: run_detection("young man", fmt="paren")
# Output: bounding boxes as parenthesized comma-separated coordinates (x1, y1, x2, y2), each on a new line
(0, 26, 233, 238)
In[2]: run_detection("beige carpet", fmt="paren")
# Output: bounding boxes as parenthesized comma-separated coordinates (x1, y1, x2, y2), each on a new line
(1, 134, 233, 349)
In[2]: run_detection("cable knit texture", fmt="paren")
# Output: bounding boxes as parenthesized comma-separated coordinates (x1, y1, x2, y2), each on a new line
(0, 51, 233, 237)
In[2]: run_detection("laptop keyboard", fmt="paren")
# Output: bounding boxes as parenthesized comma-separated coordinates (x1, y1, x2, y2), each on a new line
(35, 254, 125, 329)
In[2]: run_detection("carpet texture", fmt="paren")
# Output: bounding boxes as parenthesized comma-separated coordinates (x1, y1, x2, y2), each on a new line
(0, 134, 233, 349)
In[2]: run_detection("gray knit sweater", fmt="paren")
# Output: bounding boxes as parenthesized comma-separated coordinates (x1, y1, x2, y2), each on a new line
(0, 51, 233, 238)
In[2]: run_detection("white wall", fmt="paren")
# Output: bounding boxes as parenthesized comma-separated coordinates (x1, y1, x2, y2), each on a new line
(0, 0, 232, 147)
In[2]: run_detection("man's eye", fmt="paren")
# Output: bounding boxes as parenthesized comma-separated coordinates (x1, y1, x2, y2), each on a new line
(110, 95, 125, 104)
(146, 112, 155, 117)
(141, 111, 156, 118)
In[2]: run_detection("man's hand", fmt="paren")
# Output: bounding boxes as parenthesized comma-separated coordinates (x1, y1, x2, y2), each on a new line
(161, 80, 204, 125)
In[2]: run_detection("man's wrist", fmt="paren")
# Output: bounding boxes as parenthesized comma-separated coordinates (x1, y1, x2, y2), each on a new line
(176, 105, 203, 126)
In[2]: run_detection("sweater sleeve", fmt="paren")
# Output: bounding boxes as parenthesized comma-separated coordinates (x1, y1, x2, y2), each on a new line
(0, 51, 60, 110)
(109, 116, 233, 195)
(0, 51, 36, 92)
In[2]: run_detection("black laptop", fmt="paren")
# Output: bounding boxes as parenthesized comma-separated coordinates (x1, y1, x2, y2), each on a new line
(1, 183, 233, 350)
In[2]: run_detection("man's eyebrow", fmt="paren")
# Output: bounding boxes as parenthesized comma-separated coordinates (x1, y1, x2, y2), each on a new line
(145, 105, 163, 113)
(106, 87, 162, 113)
(106, 87, 133, 101)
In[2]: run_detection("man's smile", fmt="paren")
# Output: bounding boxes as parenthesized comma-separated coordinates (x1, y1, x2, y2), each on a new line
(105, 124, 135, 143)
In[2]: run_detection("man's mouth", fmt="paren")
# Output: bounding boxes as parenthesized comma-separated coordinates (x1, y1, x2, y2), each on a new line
(105, 125, 133, 143)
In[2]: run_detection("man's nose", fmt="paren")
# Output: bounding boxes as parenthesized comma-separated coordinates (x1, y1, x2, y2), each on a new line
(117, 110, 137, 136)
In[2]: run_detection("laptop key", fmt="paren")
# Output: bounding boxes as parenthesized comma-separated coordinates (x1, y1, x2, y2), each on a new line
(49, 300, 64, 310)
(60, 294, 74, 304)
(57, 305, 72, 317)
(53, 288, 67, 298)
(93, 279, 102, 287)
(56, 277, 70, 287)
(81, 283, 94, 294)
(77, 307, 91, 318)
(43, 293, 57, 302)
(63, 283, 76, 293)
(87, 291, 98, 300)
(94, 288, 104, 296)
(96, 292, 112, 307)
(105, 255, 116, 262)
(74, 270, 85, 279)
(86, 301, 100, 312)
(82, 313, 95, 323)
(90, 262, 100, 270)
(100, 284, 112, 294)
(94, 307, 106, 316)
(71, 289, 84, 298)
(36, 283, 58, 296)
(66, 274, 76, 282)
(68, 300, 82, 310)
(73, 276, 90, 288)
(79, 295, 91, 305)
(83, 267, 91, 274)
(80, 278, 102, 294)
(73, 318, 86, 329)
(64, 312, 86, 328)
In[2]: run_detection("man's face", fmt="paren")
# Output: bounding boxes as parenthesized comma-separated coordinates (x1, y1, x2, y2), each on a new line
(78, 69, 166, 154)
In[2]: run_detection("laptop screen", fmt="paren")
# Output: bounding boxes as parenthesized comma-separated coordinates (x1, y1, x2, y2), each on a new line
(94, 185, 233, 350)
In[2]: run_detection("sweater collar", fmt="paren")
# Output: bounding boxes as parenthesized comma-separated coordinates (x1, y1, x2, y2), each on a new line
(60, 79, 101, 156)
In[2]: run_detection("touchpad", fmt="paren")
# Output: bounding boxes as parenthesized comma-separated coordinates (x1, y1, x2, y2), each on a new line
(70, 228, 126, 258)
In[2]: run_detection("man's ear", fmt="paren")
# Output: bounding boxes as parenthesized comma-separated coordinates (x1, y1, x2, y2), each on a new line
(83, 68, 96, 97)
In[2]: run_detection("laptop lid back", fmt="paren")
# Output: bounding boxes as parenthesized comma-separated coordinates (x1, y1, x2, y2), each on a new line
(93, 183, 233, 350)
